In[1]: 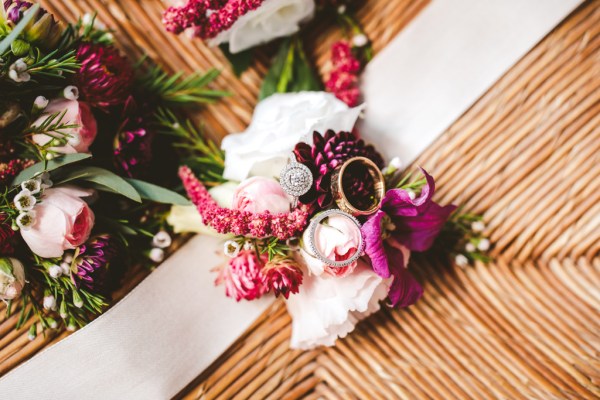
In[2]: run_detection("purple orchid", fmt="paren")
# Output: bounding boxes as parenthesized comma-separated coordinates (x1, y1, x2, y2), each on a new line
(361, 169, 456, 307)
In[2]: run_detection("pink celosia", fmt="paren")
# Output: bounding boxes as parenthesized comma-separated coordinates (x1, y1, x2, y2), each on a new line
(179, 166, 309, 240)
(162, 0, 265, 39)
(325, 40, 362, 106)
(215, 250, 268, 301)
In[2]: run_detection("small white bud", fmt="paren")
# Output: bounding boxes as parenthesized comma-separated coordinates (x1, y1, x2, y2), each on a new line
(337, 5, 346, 14)
(45, 153, 55, 161)
(73, 298, 83, 308)
(34, 96, 49, 110)
(43, 295, 57, 311)
(389, 157, 402, 169)
(407, 190, 416, 200)
(60, 310, 68, 319)
(63, 85, 79, 100)
(149, 248, 165, 263)
(352, 34, 368, 47)
(66, 324, 76, 332)
(63, 253, 73, 263)
(477, 238, 490, 252)
(471, 221, 485, 232)
(455, 254, 469, 267)
(48, 264, 63, 279)
(152, 231, 172, 249)
(28, 331, 36, 341)
(60, 262, 71, 275)
(223, 240, 241, 258)
(465, 242, 476, 253)
(48, 319, 58, 329)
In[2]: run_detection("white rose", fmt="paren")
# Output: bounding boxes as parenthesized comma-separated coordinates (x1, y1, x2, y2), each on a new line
(167, 181, 238, 235)
(285, 258, 390, 350)
(221, 91, 365, 181)
(209, 0, 316, 53)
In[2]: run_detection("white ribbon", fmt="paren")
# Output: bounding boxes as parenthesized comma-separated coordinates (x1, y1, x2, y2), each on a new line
(0, 0, 581, 398)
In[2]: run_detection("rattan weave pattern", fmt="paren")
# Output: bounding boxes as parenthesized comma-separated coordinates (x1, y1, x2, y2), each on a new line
(0, 0, 598, 399)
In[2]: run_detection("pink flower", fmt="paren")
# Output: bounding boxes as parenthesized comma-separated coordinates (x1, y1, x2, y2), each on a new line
(21, 186, 95, 258)
(215, 250, 268, 301)
(32, 99, 98, 154)
(301, 214, 362, 277)
(232, 177, 291, 214)
(263, 257, 303, 299)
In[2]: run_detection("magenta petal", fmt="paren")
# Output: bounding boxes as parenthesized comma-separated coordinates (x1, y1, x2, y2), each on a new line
(382, 168, 435, 217)
(389, 266, 423, 307)
(396, 202, 456, 251)
(361, 211, 391, 278)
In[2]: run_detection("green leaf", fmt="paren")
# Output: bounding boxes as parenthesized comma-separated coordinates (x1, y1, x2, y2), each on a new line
(219, 44, 253, 77)
(259, 38, 291, 100)
(259, 37, 321, 101)
(124, 178, 191, 205)
(11, 153, 92, 186)
(0, 3, 40, 54)
(56, 166, 141, 203)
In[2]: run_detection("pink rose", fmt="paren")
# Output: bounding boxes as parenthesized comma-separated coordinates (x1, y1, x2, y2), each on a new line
(301, 214, 362, 277)
(32, 99, 98, 154)
(21, 186, 95, 258)
(232, 176, 291, 214)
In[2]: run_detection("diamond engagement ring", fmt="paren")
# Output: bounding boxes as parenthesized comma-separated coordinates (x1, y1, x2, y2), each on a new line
(280, 160, 313, 209)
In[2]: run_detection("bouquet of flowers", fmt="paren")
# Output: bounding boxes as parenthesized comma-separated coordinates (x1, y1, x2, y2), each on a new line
(0, 1, 225, 337)
(171, 91, 491, 349)
(162, 0, 369, 106)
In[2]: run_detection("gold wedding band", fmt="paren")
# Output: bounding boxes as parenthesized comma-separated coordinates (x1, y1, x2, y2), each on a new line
(331, 156, 385, 216)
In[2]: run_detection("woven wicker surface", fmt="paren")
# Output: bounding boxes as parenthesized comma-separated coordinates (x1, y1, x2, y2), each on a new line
(1, 0, 599, 398)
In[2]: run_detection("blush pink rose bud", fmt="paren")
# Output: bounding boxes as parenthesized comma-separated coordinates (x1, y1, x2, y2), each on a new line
(232, 177, 291, 214)
(0, 257, 26, 301)
(20, 186, 95, 258)
(32, 99, 98, 154)
(301, 214, 362, 278)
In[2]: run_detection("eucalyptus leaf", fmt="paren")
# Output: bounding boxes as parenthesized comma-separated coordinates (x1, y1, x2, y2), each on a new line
(0, 3, 40, 54)
(219, 44, 253, 77)
(124, 178, 191, 205)
(11, 153, 92, 186)
(56, 166, 141, 203)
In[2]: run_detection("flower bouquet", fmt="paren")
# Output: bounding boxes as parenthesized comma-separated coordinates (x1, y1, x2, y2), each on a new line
(172, 91, 491, 349)
(0, 1, 226, 337)
(162, 0, 369, 106)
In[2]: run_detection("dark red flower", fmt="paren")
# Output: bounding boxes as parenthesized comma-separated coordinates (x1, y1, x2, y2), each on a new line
(293, 130, 384, 208)
(263, 258, 303, 299)
(113, 127, 154, 178)
(0, 213, 17, 256)
(73, 234, 121, 292)
(0, 159, 34, 188)
(75, 42, 134, 109)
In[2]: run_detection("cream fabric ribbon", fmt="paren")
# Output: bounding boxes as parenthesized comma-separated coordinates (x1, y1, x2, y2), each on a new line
(0, 0, 581, 398)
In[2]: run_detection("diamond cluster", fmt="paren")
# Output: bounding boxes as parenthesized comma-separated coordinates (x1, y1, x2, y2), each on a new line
(280, 162, 313, 197)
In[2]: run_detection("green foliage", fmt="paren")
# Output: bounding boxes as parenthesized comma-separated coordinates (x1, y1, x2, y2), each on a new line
(219, 44, 253, 77)
(12, 153, 92, 186)
(259, 36, 321, 100)
(55, 166, 142, 203)
(137, 64, 229, 107)
(124, 178, 191, 206)
(0, 4, 40, 54)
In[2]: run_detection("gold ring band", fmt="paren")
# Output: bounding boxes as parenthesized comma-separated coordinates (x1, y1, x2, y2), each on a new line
(331, 156, 385, 216)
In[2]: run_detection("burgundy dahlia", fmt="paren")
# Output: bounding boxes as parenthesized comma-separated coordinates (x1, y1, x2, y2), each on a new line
(0, 213, 16, 256)
(75, 43, 134, 109)
(73, 235, 120, 292)
(294, 130, 384, 208)
(113, 128, 154, 178)
(263, 258, 303, 299)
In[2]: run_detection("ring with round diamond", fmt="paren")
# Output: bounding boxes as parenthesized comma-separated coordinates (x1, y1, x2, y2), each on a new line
(279, 160, 313, 209)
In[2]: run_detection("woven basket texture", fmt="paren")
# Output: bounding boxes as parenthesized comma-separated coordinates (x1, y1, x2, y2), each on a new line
(0, 1, 598, 399)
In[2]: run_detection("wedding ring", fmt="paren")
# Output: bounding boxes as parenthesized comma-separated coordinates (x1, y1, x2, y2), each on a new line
(331, 156, 385, 216)
(307, 209, 365, 268)
(280, 159, 313, 209)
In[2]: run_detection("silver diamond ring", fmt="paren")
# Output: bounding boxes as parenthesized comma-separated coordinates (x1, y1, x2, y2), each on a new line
(307, 209, 365, 268)
(280, 161, 313, 208)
